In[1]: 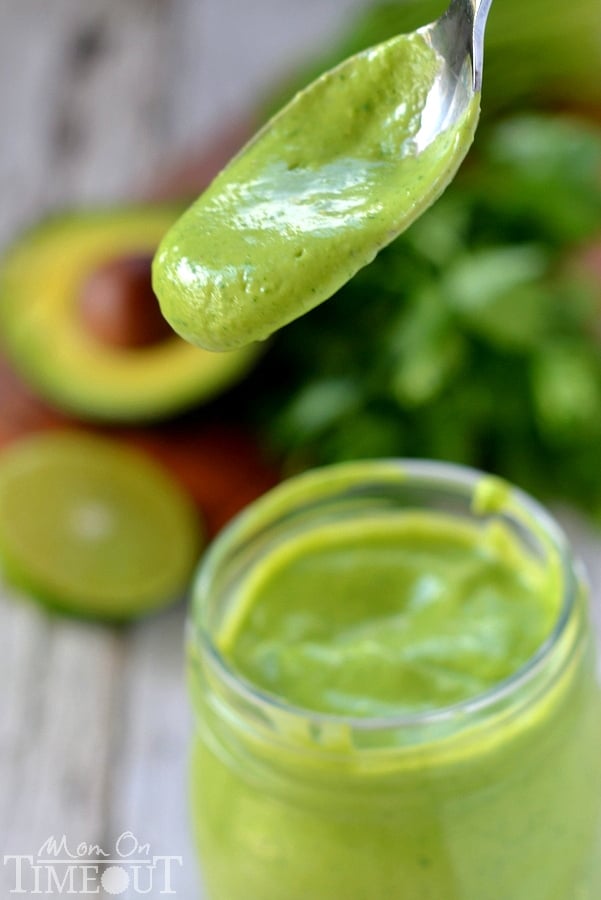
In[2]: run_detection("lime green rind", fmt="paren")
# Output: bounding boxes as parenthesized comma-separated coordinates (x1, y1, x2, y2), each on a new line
(0, 432, 203, 621)
(0, 549, 192, 623)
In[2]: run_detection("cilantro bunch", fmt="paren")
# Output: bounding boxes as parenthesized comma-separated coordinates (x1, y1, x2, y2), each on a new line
(251, 115, 601, 514)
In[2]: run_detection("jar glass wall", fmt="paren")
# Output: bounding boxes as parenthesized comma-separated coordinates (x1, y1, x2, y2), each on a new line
(188, 460, 601, 900)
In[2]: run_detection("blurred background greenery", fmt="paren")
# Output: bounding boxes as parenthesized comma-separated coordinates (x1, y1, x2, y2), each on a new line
(246, 0, 601, 520)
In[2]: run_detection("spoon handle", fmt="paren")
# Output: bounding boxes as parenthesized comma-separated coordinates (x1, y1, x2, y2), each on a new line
(471, 0, 494, 90)
(437, 0, 494, 91)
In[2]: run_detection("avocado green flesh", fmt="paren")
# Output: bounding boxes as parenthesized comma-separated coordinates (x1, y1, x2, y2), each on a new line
(154, 33, 480, 352)
(219, 512, 560, 717)
(0, 207, 259, 422)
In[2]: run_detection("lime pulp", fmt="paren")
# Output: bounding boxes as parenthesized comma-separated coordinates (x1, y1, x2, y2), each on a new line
(0, 431, 202, 619)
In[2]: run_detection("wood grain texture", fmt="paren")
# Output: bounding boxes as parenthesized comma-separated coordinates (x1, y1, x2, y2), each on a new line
(166, 0, 366, 147)
(0, 1, 372, 897)
(0, 0, 171, 247)
(0, 583, 126, 889)
(2, 1, 600, 898)
(106, 604, 201, 899)
(0, 0, 193, 893)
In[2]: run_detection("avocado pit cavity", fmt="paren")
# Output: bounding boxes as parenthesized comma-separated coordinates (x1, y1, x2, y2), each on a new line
(79, 254, 174, 349)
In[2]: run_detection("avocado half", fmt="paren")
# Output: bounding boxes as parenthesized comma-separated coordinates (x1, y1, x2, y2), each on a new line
(0, 205, 260, 422)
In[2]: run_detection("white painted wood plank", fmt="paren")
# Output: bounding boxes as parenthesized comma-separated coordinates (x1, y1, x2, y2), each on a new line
(0, 0, 173, 248)
(43, 0, 172, 206)
(105, 603, 202, 898)
(0, 582, 125, 894)
(164, 0, 367, 149)
(0, 1, 190, 894)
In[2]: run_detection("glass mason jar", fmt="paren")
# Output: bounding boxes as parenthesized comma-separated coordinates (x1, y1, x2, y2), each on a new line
(187, 460, 601, 900)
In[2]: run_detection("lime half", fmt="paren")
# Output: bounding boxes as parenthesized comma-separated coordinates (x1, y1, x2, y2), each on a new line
(0, 432, 202, 620)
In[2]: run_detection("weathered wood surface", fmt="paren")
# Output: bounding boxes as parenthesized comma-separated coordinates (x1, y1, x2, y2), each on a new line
(0, 2, 600, 899)
(0, 1, 363, 896)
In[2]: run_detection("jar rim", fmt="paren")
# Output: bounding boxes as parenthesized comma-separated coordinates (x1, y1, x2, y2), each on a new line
(190, 458, 580, 735)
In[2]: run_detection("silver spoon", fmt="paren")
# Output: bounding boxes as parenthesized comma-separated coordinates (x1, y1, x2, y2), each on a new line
(154, 0, 496, 352)
(414, 0, 494, 150)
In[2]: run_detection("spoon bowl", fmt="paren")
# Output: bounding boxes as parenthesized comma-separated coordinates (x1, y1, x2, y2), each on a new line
(154, 0, 494, 352)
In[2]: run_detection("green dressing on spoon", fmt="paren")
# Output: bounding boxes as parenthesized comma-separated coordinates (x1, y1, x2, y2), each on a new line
(153, 32, 480, 351)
